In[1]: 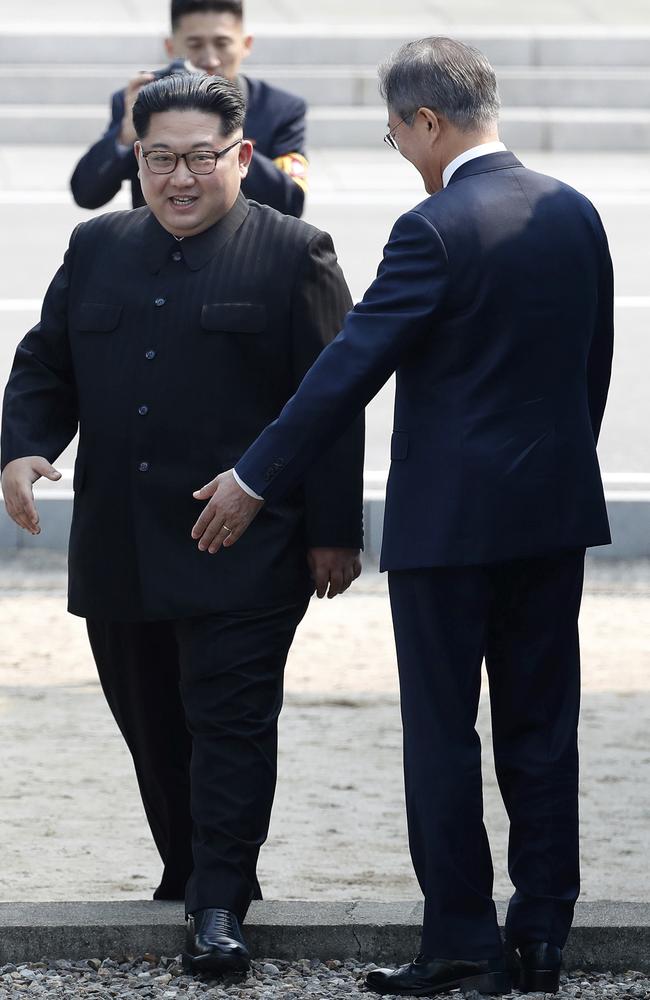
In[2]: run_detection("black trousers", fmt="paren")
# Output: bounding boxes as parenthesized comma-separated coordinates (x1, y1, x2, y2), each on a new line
(388, 550, 585, 960)
(86, 600, 309, 920)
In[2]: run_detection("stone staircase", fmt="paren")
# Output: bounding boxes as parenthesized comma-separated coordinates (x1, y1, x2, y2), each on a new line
(1, 26, 650, 148)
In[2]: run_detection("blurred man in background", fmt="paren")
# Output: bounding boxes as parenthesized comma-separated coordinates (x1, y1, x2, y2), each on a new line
(70, 0, 308, 216)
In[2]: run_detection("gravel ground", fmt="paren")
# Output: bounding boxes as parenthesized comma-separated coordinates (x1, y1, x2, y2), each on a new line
(0, 957, 648, 1000)
(0, 554, 648, 998)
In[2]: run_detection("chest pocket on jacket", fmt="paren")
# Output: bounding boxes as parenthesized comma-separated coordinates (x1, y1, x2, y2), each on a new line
(201, 303, 266, 334)
(73, 303, 122, 332)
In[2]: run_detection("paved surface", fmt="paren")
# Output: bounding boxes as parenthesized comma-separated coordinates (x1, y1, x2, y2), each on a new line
(1, 3, 648, 475)
(3, 0, 650, 27)
(0, 553, 648, 906)
(0, 148, 649, 475)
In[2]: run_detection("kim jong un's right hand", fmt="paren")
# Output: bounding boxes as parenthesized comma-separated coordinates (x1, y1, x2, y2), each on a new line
(1, 456, 62, 535)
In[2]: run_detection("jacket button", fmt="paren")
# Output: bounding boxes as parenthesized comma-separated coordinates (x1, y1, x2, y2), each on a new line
(145, 349, 156, 360)
(171, 251, 182, 262)
(138, 405, 149, 416)
(138, 462, 149, 472)
(154, 297, 166, 307)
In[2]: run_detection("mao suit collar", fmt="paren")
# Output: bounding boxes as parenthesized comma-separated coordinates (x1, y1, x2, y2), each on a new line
(446, 150, 523, 185)
(142, 192, 250, 273)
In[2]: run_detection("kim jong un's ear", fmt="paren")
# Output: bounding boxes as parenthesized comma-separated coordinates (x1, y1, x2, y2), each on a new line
(238, 139, 254, 176)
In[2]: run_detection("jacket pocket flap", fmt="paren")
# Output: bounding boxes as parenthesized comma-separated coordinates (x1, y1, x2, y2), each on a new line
(201, 303, 266, 334)
(73, 303, 122, 332)
(391, 431, 409, 461)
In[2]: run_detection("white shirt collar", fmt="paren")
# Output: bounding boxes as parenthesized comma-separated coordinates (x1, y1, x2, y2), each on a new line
(442, 141, 507, 188)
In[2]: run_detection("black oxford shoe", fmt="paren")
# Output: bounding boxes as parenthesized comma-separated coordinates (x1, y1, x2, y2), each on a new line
(509, 941, 562, 994)
(182, 908, 250, 975)
(365, 955, 512, 996)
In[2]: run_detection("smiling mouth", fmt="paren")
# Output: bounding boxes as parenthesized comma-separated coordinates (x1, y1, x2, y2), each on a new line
(169, 196, 198, 206)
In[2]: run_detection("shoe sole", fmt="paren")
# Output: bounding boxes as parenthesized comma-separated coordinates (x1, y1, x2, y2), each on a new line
(368, 970, 512, 996)
(520, 969, 560, 993)
(181, 951, 250, 976)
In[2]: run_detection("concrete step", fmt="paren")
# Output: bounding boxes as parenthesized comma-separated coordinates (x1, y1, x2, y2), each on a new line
(2, 481, 649, 560)
(1, 27, 650, 68)
(3, 64, 650, 109)
(0, 900, 648, 969)
(2, 104, 650, 150)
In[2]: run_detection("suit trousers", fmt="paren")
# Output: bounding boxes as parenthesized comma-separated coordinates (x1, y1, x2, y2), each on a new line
(388, 550, 585, 960)
(86, 599, 309, 920)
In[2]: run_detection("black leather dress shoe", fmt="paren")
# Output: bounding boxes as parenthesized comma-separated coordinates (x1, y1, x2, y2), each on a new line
(508, 942, 562, 994)
(366, 955, 511, 996)
(182, 908, 250, 975)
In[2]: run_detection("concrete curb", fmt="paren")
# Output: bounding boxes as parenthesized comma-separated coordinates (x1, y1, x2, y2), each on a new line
(3, 491, 649, 560)
(0, 901, 648, 970)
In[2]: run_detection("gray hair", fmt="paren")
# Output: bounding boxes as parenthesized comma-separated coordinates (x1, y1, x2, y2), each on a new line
(378, 36, 500, 132)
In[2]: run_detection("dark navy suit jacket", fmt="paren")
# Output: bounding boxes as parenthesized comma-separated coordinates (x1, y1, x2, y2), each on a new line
(70, 70, 307, 217)
(236, 151, 614, 569)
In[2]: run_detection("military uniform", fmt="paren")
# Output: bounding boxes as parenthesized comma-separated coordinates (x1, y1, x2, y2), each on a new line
(71, 67, 308, 217)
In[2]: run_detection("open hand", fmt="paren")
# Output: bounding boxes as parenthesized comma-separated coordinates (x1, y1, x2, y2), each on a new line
(192, 469, 263, 554)
(1, 456, 61, 534)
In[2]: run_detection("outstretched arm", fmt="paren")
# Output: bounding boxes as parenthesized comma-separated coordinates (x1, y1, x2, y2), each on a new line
(1, 231, 80, 535)
(191, 209, 449, 552)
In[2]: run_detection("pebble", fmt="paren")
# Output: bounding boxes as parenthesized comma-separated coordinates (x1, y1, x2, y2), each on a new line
(0, 959, 646, 999)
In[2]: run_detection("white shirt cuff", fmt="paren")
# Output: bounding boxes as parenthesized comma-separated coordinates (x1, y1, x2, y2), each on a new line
(232, 468, 264, 501)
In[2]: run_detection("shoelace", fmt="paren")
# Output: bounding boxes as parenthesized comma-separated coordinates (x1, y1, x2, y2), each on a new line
(202, 909, 238, 938)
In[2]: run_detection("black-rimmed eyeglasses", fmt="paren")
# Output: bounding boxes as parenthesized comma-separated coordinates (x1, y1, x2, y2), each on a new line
(141, 138, 243, 174)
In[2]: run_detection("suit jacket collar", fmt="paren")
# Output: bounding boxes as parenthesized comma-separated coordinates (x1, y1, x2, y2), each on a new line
(446, 150, 523, 185)
(142, 192, 250, 273)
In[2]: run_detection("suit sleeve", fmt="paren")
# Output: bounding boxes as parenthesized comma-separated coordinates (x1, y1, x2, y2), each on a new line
(290, 233, 364, 548)
(242, 96, 307, 218)
(1, 232, 79, 471)
(70, 91, 136, 209)
(587, 210, 614, 442)
(235, 209, 449, 501)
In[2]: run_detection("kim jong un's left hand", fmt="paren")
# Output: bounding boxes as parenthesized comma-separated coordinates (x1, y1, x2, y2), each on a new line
(192, 469, 264, 554)
(307, 548, 362, 599)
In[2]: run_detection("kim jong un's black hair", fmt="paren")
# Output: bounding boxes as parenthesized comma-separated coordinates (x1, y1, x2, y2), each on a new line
(132, 73, 246, 140)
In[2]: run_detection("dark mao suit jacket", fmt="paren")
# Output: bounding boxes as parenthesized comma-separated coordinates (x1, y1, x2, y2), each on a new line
(235, 152, 613, 566)
(70, 70, 307, 217)
(1, 195, 364, 619)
